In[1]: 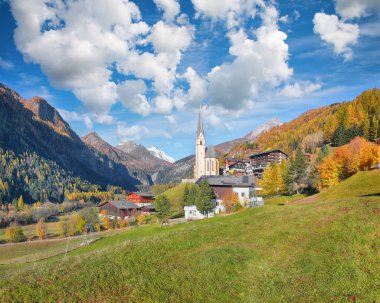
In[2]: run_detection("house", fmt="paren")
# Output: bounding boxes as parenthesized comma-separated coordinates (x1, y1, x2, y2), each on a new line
(185, 175, 263, 220)
(224, 157, 251, 176)
(126, 192, 154, 207)
(99, 201, 140, 220)
(250, 149, 288, 177)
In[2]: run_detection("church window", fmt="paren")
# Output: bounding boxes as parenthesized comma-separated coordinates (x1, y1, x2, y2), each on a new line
(212, 160, 215, 171)
(200, 140, 203, 145)
(207, 160, 210, 171)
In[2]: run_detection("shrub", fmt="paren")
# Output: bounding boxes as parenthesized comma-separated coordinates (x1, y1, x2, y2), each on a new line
(5, 223, 25, 242)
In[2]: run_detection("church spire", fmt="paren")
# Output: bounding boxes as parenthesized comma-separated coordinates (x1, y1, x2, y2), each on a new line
(197, 104, 204, 137)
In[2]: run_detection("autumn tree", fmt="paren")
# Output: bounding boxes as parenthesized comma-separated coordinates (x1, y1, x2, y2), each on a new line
(67, 213, 86, 236)
(222, 191, 240, 213)
(5, 222, 25, 242)
(35, 218, 46, 240)
(17, 195, 24, 211)
(318, 156, 341, 189)
(155, 195, 171, 226)
(285, 148, 309, 194)
(370, 116, 378, 141)
(261, 163, 285, 196)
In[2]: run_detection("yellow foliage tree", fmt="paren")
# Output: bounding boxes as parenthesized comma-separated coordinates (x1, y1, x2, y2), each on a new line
(35, 218, 46, 240)
(222, 191, 240, 213)
(261, 163, 286, 196)
(318, 156, 341, 189)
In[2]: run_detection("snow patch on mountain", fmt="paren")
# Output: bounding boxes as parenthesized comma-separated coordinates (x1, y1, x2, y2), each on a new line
(147, 146, 175, 163)
(244, 118, 282, 140)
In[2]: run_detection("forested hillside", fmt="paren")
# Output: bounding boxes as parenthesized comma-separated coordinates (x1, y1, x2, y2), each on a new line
(0, 147, 98, 205)
(230, 89, 380, 157)
(0, 83, 141, 190)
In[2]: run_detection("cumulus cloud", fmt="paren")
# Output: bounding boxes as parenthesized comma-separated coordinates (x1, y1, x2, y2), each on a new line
(207, 5, 293, 109)
(150, 21, 193, 54)
(154, 0, 180, 22)
(313, 13, 359, 61)
(279, 82, 321, 98)
(155, 95, 174, 114)
(117, 124, 149, 142)
(179, 67, 207, 105)
(59, 109, 115, 129)
(117, 80, 152, 116)
(335, 0, 380, 19)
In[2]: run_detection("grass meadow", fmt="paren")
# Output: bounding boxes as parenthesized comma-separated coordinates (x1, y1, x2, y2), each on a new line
(0, 170, 379, 302)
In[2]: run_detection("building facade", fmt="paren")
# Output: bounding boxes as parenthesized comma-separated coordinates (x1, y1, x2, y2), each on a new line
(250, 149, 288, 177)
(194, 106, 219, 179)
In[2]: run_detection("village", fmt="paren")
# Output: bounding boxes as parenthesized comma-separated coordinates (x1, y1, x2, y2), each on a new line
(99, 107, 287, 223)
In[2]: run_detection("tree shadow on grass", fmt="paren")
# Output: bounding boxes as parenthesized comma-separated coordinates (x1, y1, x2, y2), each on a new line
(360, 193, 380, 197)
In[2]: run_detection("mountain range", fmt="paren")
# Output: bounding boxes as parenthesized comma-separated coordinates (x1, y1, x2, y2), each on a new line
(4, 83, 376, 190)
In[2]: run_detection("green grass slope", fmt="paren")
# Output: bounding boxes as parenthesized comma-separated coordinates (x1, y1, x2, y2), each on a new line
(0, 171, 379, 303)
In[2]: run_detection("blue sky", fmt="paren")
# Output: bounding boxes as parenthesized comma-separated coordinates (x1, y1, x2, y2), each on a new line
(0, 0, 379, 160)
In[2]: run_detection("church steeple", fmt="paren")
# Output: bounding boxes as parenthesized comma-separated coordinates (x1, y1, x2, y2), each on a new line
(197, 105, 204, 138)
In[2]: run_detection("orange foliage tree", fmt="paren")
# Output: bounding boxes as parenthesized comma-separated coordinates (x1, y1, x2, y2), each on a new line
(222, 191, 240, 213)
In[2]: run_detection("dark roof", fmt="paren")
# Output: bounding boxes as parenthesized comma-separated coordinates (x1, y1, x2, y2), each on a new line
(250, 149, 288, 158)
(197, 175, 254, 187)
(205, 145, 217, 158)
(128, 192, 154, 198)
(226, 157, 250, 163)
(109, 201, 140, 209)
(197, 105, 204, 137)
(141, 205, 155, 210)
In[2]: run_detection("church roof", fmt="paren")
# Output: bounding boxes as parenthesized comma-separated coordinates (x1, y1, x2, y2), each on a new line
(205, 145, 217, 158)
(197, 105, 204, 137)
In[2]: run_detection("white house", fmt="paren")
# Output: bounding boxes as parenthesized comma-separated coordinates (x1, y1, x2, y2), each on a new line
(184, 175, 263, 220)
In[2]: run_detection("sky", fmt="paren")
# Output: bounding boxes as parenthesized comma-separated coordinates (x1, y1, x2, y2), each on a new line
(0, 0, 379, 160)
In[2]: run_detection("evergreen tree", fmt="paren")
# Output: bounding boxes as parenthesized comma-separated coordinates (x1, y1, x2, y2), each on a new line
(362, 118, 370, 140)
(182, 184, 190, 206)
(369, 116, 378, 141)
(188, 185, 199, 206)
(154, 195, 171, 226)
(333, 125, 347, 146)
(285, 148, 309, 194)
(196, 179, 215, 217)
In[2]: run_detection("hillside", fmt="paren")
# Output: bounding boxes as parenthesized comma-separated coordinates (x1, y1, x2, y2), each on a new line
(230, 88, 380, 157)
(154, 154, 195, 184)
(0, 83, 140, 190)
(1, 170, 379, 302)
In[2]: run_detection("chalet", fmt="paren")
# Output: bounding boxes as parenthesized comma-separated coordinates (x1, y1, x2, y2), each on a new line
(250, 149, 288, 177)
(126, 192, 154, 207)
(224, 157, 251, 176)
(185, 175, 263, 220)
(99, 201, 140, 220)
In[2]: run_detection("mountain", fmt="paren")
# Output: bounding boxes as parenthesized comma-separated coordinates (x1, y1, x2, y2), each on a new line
(81, 132, 153, 185)
(229, 88, 380, 157)
(0, 83, 140, 190)
(116, 141, 172, 169)
(214, 118, 282, 155)
(154, 155, 195, 184)
(147, 146, 175, 163)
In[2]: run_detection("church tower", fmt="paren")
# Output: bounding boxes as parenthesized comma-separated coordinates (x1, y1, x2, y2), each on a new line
(194, 106, 206, 179)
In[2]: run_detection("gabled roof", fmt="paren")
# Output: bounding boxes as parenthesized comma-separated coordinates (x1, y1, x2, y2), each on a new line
(250, 149, 288, 158)
(128, 192, 154, 198)
(205, 145, 217, 158)
(197, 175, 255, 187)
(109, 201, 140, 209)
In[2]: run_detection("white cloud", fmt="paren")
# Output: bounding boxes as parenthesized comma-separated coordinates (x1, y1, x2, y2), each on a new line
(10, 0, 148, 114)
(207, 5, 293, 109)
(154, 0, 180, 22)
(279, 82, 321, 98)
(155, 95, 174, 114)
(313, 13, 359, 61)
(335, 0, 380, 19)
(117, 124, 149, 142)
(58, 109, 115, 129)
(191, 0, 241, 20)
(0, 57, 14, 70)
(117, 80, 152, 116)
(180, 67, 208, 105)
(165, 115, 176, 124)
(150, 21, 193, 54)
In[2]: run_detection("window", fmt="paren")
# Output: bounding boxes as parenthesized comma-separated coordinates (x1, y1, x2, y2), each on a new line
(207, 161, 210, 171)
(241, 192, 245, 197)
(200, 140, 203, 145)
(212, 160, 215, 171)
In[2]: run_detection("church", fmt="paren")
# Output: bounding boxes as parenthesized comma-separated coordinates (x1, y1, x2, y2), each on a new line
(194, 107, 220, 179)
